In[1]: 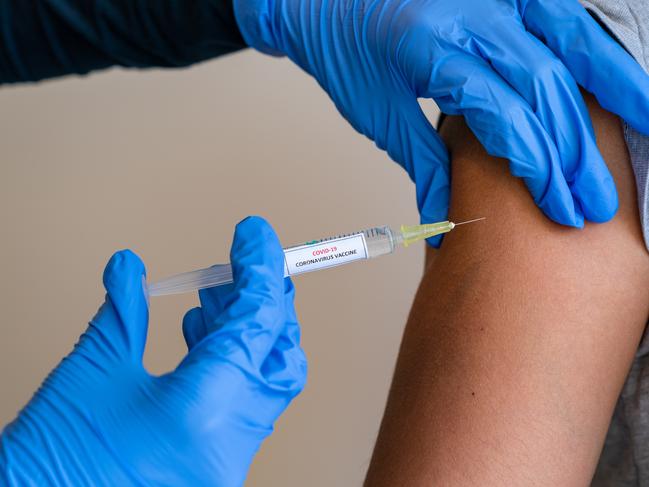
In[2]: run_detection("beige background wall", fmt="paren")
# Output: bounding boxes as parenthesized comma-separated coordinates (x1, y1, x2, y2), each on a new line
(0, 51, 439, 486)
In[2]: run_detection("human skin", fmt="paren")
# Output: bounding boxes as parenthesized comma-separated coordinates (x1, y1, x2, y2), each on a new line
(365, 94, 649, 486)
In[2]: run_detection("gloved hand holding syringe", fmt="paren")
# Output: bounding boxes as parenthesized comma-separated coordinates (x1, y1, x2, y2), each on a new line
(148, 218, 485, 297)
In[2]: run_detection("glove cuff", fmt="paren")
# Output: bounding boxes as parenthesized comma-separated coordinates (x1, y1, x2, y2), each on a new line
(233, 0, 285, 56)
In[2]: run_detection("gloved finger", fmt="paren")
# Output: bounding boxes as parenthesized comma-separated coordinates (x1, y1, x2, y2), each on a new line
(81, 250, 149, 364)
(523, 0, 649, 136)
(182, 307, 207, 351)
(179, 216, 288, 373)
(182, 281, 237, 351)
(483, 24, 617, 222)
(426, 53, 582, 227)
(260, 279, 307, 394)
(180, 281, 237, 351)
(197, 281, 237, 333)
(374, 99, 450, 247)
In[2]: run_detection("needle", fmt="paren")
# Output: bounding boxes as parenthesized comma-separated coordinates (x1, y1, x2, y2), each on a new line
(453, 217, 486, 226)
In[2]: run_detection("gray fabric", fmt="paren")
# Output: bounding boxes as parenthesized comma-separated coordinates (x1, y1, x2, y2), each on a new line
(624, 123, 649, 254)
(593, 326, 649, 486)
(577, 1, 649, 485)
(580, 0, 649, 69)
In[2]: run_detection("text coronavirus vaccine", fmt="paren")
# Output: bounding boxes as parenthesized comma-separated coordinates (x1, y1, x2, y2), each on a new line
(283, 233, 368, 276)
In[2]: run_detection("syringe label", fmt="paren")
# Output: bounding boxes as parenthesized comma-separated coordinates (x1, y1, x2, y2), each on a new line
(283, 233, 368, 277)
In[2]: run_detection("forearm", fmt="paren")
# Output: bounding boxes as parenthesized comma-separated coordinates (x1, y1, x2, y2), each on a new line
(0, 0, 246, 84)
(365, 94, 649, 485)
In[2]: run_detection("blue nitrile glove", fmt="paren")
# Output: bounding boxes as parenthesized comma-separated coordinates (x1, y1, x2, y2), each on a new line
(234, 0, 649, 244)
(0, 216, 306, 487)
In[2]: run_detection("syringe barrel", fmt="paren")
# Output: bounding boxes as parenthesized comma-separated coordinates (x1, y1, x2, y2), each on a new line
(362, 226, 397, 258)
(148, 226, 397, 297)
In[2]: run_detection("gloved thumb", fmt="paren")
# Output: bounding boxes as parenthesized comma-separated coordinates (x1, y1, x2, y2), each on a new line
(381, 101, 450, 248)
(177, 216, 288, 377)
(79, 250, 149, 365)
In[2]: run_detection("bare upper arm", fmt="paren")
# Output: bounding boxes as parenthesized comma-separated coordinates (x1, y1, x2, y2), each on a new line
(366, 93, 649, 486)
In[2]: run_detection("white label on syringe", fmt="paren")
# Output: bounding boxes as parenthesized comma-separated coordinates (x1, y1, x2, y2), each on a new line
(283, 233, 368, 277)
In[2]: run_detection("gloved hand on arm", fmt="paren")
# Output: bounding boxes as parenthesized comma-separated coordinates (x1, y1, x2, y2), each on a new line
(233, 0, 649, 244)
(0, 216, 306, 487)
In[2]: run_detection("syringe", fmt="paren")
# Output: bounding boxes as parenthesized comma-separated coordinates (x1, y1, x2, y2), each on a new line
(147, 218, 485, 297)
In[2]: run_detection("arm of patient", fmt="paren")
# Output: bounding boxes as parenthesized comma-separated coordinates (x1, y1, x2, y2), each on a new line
(365, 93, 649, 486)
